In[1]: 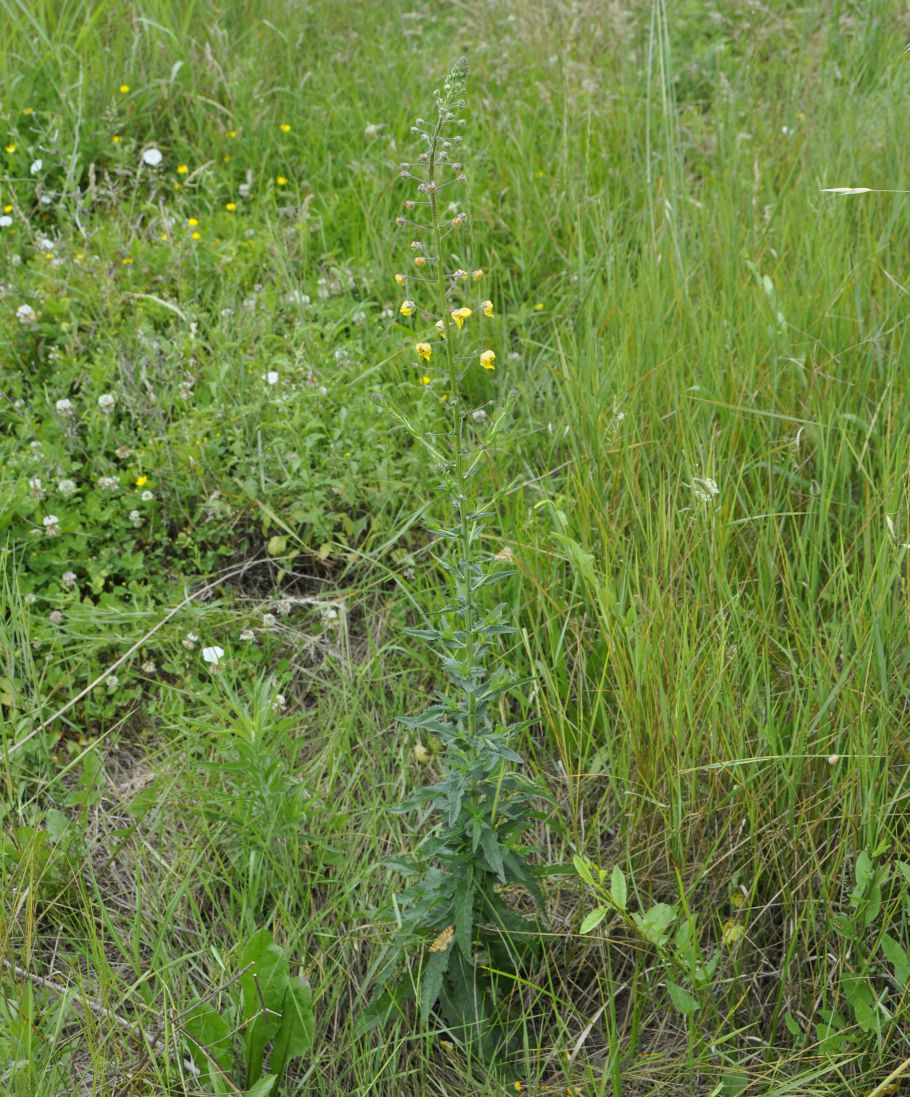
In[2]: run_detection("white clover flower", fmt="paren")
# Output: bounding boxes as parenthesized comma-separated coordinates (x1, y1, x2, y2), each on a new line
(16, 304, 37, 324)
(30, 159, 43, 175)
(37, 237, 54, 251)
(364, 123, 383, 139)
(261, 612, 277, 628)
(0, 215, 12, 228)
(42, 514, 61, 536)
(58, 479, 76, 497)
(49, 610, 63, 624)
(56, 398, 74, 415)
(471, 408, 487, 423)
(106, 674, 119, 691)
(239, 629, 255, 641)
(62, 571, 77, 588)
(273, 693, 287, 712)
(182, 631, 198, 650)
(263, 370, 279, 385)
(98, 393, 116, 413)
(142, 148, 163, 167)
(141, 660, 157, 674)
(97, 476, 119, 491)
(202, 645, 224, 666)
(140, 490, 154, 502)
(129, 509, 143, 526)
(276, 598, 292, 616)
(29, 477, 43, 496)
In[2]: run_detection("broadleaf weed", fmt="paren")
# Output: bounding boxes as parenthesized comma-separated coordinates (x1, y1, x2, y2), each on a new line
(365, 58, 547, 1054)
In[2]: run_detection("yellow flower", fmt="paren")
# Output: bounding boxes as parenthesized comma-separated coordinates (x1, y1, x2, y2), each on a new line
(480, 300, 494, 318)
(276, 175, 288, 186)
(188, 217, 199, 226)
(227, 129, 236, 139)
(191, 231, 201, 240)
(514, 1084, 524, 1093)
(279, 122, 291, 133)
(452, 268, 468, 281)
(451, 215, 463, 227)
(533, 302, 545, 312)
(4, 144, 16, 154)
(223, 154, 232, 162)
(472, 268, 484, 280)
(119, 84, 130, 93)
(121, 257, 133, 265)
(450, 307, 472, 328)
(225, 202, 236, 211)
(159, 234, 168, 241)
(399, 300, 416, 317)
(112, 135, 121, 144)
(135, 475, 148, 487)
(74, 252, 84, 261)
(479, 349, 496, 370)
(2, 204, 12, 213)
(435, 319, 446, 338)
(420, 375, 431, 385)
(394, 273, 406, 286)
(23, 107, 34, 116)
(415, 342, 432, 362)
(414, 256, 426, 267)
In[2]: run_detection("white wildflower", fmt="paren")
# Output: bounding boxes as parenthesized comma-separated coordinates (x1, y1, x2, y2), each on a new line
(140, 490, 154, 502)
(97, 475, 119, 491)
(263, 370, 279, 385)
(16, 304, 37, 324)
(129, 509, 143, 527)
(273, 693, 287, 712)
(691, 477, 720, 504)
(182, 631, 198, 650)
(30, 159, 43, 175)
(58, 479, 76, 497)
(142, 148, 163, 167)
(55, 398, 74, 415)
(0, 215, 12, 228)
(239, 629, 255, 641)
(42, 514, 61, 536)
(62, 571, 77, 588)
(49, 610, 63, 624)
(98, 393, 116, 413)
(202, 645, 224, 666)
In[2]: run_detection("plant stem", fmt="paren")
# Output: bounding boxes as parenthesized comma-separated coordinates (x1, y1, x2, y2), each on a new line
(428, 108, 477, 743)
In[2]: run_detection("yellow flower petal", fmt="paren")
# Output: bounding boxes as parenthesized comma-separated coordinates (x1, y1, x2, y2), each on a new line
(451, 307, 472, 329)
(399, 300, 416, 317)
(415, 342, 432, 362)
(479, 349, 496, 370)
(481, 300, 494, 318)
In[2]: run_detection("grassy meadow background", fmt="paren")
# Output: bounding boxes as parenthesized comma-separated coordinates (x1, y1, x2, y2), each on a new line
(2, 0, 910, 1093)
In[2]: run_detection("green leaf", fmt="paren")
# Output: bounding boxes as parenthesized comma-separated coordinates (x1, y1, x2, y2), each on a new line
(420, 948, 450, 1018)
(579, 907, 608, 934)
(632, 903, 677, 947)
(267, 535, 287, 557)
(183, 1002, 234, 1079)
(480, 828, 504, 880)
(610, 866, 627, 911)
(270, 978, 314, 1079)
(842, 975, 877, 1033)
(666, 981, 700, 1015)
(453, 869, 474, 958)
(240, 930, 290, 1086)
(881, 933, 910, 988)
(245, 1076, 277, 1097)
(572, 855, 595, 887)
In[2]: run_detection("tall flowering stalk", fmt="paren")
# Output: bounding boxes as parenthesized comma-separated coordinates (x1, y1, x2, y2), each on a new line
(366, 58, 545, 1048)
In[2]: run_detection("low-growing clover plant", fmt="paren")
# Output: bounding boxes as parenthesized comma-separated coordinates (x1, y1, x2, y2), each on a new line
(362, 58, 547, 1053)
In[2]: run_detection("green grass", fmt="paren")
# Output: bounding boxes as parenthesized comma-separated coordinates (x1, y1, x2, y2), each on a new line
(2, 0, 910, 1093)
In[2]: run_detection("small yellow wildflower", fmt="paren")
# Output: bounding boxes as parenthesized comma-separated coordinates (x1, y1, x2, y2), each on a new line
(415, 342, 432, 362)
(225, 202, 236, 211)
(3, 204, 12, 213)
(188, 217, 199, 226)
(452, 268, 468, 280)
(227, 129, 236, 139)
(173, 181, 182, 190)
(394, 273, 406, 286)
(223, 154, 232, 162)
(121, 257, 133, 265)
(119, 84, 130, 94)
(452, 215, 463, 227)
(75, 252, 84, 261)
(414, 256, 426, 267)
(177, 164, 188, 175)
(279, 122, 291, 133)
(479, 349, 496, 370)
(533, 302, 545, 311)
(450, 307, 472, 328)
(471, 268, 484, 280)
(191, 231, 201, 240)
(135, 475, 148, 487)
(480, 300, 494, 318)
(23, 107, 34, 116)
(514, 1084, 524, 1093)
(112, 135, 121, 144)
(4, 144, 16, 154)
(420, 375, 431, 385)
(399, 299, 416, 317)
(159, 233, 169, 241)
(276, 175, 288, 186)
